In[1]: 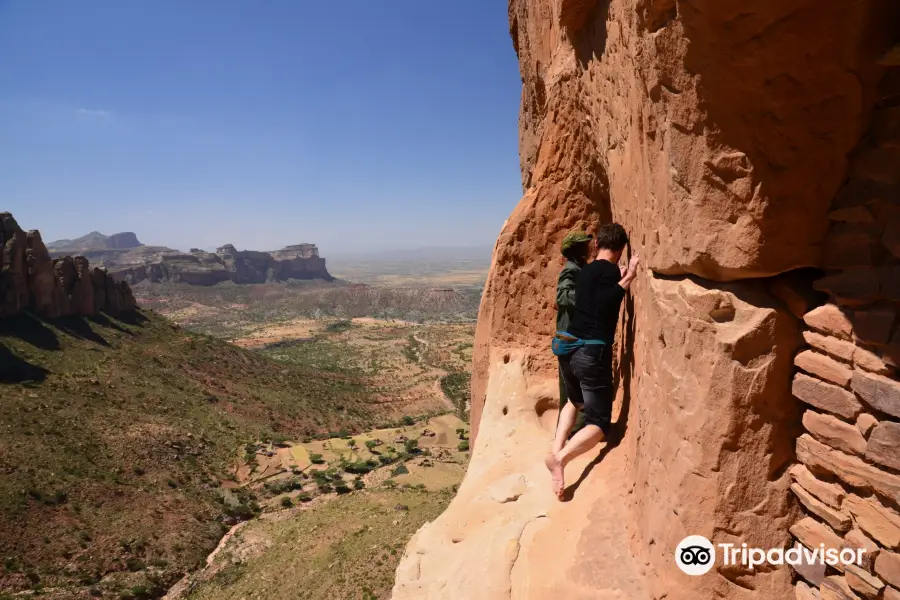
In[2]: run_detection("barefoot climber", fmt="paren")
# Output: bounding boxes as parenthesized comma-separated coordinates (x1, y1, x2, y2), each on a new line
(546, 223, 639, 499)
(556, 230, 593, 436)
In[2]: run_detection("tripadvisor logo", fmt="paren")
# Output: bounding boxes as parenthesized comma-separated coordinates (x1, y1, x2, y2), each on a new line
(675, 535, 866, 576)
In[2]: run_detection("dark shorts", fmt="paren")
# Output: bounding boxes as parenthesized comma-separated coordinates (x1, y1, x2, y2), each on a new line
(558, 344, 614, 435)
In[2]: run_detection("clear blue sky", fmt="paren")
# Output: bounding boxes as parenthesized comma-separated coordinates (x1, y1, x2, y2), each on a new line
(0, 0, 523, 255)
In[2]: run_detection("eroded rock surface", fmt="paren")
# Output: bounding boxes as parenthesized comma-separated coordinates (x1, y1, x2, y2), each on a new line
(394, 1, 900, 598)
(0, 213, 135, 318)
(108, 243, 332, 286)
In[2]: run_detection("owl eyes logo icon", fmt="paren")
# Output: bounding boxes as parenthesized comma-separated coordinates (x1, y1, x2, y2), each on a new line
(675, 535, 716, 576)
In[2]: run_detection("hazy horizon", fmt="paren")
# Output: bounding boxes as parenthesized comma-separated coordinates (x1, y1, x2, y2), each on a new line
(43, 226, 495, 260)
(1, 0, 523, 255)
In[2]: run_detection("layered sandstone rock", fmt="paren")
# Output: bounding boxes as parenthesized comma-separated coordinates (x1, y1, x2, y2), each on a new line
(109, 243, 332, 286)
(394, 1, 900, 599)
(0, 213, 135, 318)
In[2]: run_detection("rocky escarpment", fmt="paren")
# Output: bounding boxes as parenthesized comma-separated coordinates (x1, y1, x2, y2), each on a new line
(108, 243, 333, 286)
(394, 2, 900, 599)
(0, 213, 136, 318)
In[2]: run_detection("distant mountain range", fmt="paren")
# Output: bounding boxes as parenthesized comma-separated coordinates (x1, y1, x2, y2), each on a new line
(46, 230, 143, 253)
(47, 231, 332, 286)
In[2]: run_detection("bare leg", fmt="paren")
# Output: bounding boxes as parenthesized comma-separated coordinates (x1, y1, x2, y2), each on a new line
(546, 402, 579, 498)
(545, 424, 605, 499)
(558, 424, 605, 467)
(552, 401, 579, 455)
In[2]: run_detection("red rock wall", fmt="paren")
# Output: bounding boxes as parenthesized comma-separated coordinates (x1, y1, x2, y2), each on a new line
(0, 213, 136, 319)
(464, 1, 900, 598)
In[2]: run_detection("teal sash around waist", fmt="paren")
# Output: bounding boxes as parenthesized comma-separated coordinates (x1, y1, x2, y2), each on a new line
(551, 331, 606, 357)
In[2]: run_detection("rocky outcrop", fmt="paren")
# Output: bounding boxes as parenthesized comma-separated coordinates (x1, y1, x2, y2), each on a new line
(394, 1, 900, 599)
(106, 232, 141, 250)
(109, 244, 332, 286)
(0, 213, 135, 318)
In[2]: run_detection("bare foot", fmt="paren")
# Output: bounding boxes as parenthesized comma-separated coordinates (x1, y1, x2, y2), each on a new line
(544, 452, 565, 499)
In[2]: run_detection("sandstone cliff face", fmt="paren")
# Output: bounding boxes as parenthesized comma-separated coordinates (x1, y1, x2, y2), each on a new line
(394, 1, 900, 599)
(110, 244, 333, 286)
(0, 213, 135, 319)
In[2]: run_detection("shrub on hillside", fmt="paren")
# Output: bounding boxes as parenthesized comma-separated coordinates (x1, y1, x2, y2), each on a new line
(457, 441, 469, 452)
(343, 460, 372, 475)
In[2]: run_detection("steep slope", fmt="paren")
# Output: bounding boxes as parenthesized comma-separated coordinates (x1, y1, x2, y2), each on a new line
(394, 2, 900, 599)
(0, 310, 392, 597)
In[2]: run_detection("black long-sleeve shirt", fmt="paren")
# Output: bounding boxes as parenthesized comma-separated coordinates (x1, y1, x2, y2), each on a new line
(567, 259, 625, 342)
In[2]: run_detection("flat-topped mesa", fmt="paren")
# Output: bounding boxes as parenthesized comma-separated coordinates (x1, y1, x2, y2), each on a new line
(106, 232, 141, 250)
(271, 243, 320, 260)
(110, 242, 332, 285)
(0, 212, 136, 319)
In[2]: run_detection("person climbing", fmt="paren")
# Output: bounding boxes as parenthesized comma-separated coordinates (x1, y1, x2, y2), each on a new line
(546, 223, 639, 499)
(555, 230, 593, 439)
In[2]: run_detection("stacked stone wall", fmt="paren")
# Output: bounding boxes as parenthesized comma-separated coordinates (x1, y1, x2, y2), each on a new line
(790, 67, 900, 600)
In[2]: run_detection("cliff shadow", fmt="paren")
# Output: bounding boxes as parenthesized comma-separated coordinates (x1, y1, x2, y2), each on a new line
(112, 309, 149, 328)
(0, 313, 60, 351)
(88, 310, 148, 336)
(0, 342, 48, 384)
(54, 316, 110, 347)
(563, 283, 636, 500)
